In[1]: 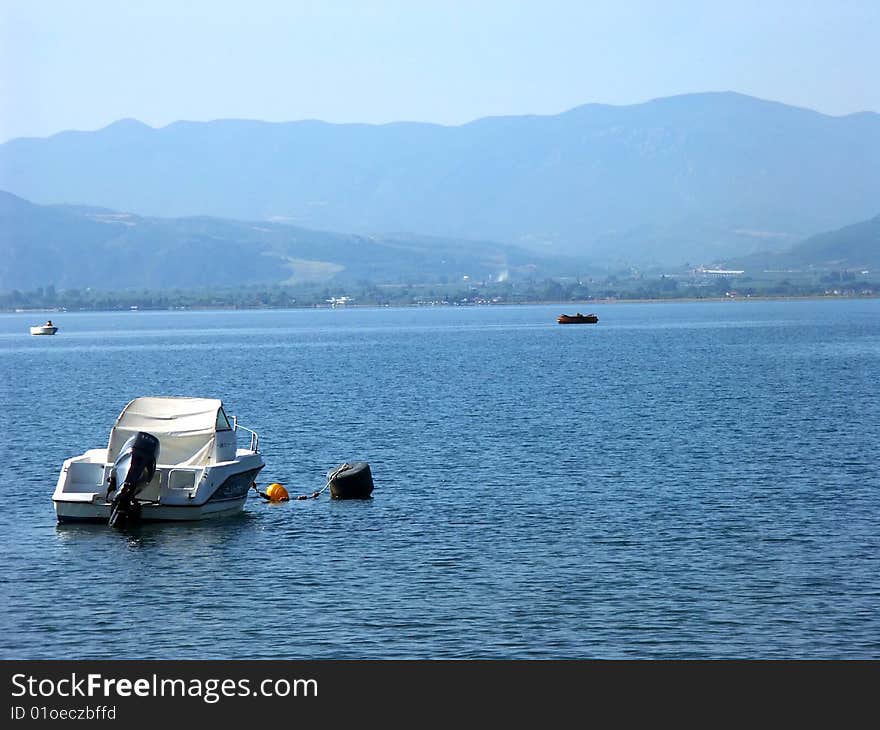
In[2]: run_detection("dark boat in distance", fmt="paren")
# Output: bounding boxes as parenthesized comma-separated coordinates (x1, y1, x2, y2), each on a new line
(557, 312, 598, 324)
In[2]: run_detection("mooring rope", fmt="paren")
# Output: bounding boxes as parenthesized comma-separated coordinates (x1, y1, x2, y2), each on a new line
(251, 462, 352, 502)
(300, 462, 351, 500)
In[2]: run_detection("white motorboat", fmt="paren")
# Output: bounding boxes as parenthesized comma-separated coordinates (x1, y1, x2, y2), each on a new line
(30, 321, 58, 335)
(53, 396, 265, 524)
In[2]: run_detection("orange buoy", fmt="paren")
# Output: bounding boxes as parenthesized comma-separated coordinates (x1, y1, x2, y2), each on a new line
(264, 483, 289, 502)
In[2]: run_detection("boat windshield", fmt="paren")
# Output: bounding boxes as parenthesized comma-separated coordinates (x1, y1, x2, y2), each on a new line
(216, 407, 232, 432)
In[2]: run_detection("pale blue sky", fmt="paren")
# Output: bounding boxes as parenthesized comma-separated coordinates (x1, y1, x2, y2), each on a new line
(1, 0, 877, 142)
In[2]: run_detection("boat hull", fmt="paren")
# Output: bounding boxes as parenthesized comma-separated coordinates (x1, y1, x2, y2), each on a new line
(54, 495, 249, 523)
(557, 314, 598, 324)
(53, 463, 263, 523)
(30, 326, 58, 335)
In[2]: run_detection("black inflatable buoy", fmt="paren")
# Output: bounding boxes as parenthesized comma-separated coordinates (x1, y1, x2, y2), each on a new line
(328, 462, 374, 499)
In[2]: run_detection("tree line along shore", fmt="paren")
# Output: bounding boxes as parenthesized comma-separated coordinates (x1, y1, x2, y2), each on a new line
(3, 272, 877, 313)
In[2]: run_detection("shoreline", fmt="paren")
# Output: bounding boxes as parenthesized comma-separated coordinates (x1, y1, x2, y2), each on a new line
(3, 292, 878, 315)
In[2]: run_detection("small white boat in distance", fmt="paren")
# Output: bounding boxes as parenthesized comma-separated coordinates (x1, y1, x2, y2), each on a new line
(53, 396, 265, 524)
(30, 320, 58, 335)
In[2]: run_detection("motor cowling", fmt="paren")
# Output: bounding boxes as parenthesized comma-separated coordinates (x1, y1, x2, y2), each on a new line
(108, 432, 160, 527)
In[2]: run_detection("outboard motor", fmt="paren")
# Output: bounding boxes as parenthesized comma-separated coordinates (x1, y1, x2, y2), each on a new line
(107, 432, 160, 527)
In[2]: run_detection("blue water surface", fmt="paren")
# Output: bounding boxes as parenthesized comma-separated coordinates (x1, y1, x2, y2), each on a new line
(0, 300, 878, 658)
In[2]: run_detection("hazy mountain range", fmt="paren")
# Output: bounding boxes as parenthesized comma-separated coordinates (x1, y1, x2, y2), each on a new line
(1, 188, 876, 293)
(0, 191, 564, 291)
(2, 92, 878, 267)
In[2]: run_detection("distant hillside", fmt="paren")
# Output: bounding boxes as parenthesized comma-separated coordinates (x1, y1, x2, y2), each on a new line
(0, 191, 563, 291)
(723, 213, 880, 271)
(787, 214, 880, 268)
(2, 92, 879, 265)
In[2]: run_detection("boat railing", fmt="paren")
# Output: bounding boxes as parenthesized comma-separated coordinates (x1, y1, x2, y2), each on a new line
(232, 417, 260, 452)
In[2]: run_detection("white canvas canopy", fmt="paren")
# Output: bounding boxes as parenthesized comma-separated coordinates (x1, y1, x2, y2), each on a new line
(107, 397, 229, 466)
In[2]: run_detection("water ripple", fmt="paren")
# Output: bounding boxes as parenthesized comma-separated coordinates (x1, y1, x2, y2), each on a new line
(1, 300, 878, 658)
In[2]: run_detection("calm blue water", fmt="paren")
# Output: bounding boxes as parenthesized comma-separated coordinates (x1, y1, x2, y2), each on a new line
(0, 300, 878, 659)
